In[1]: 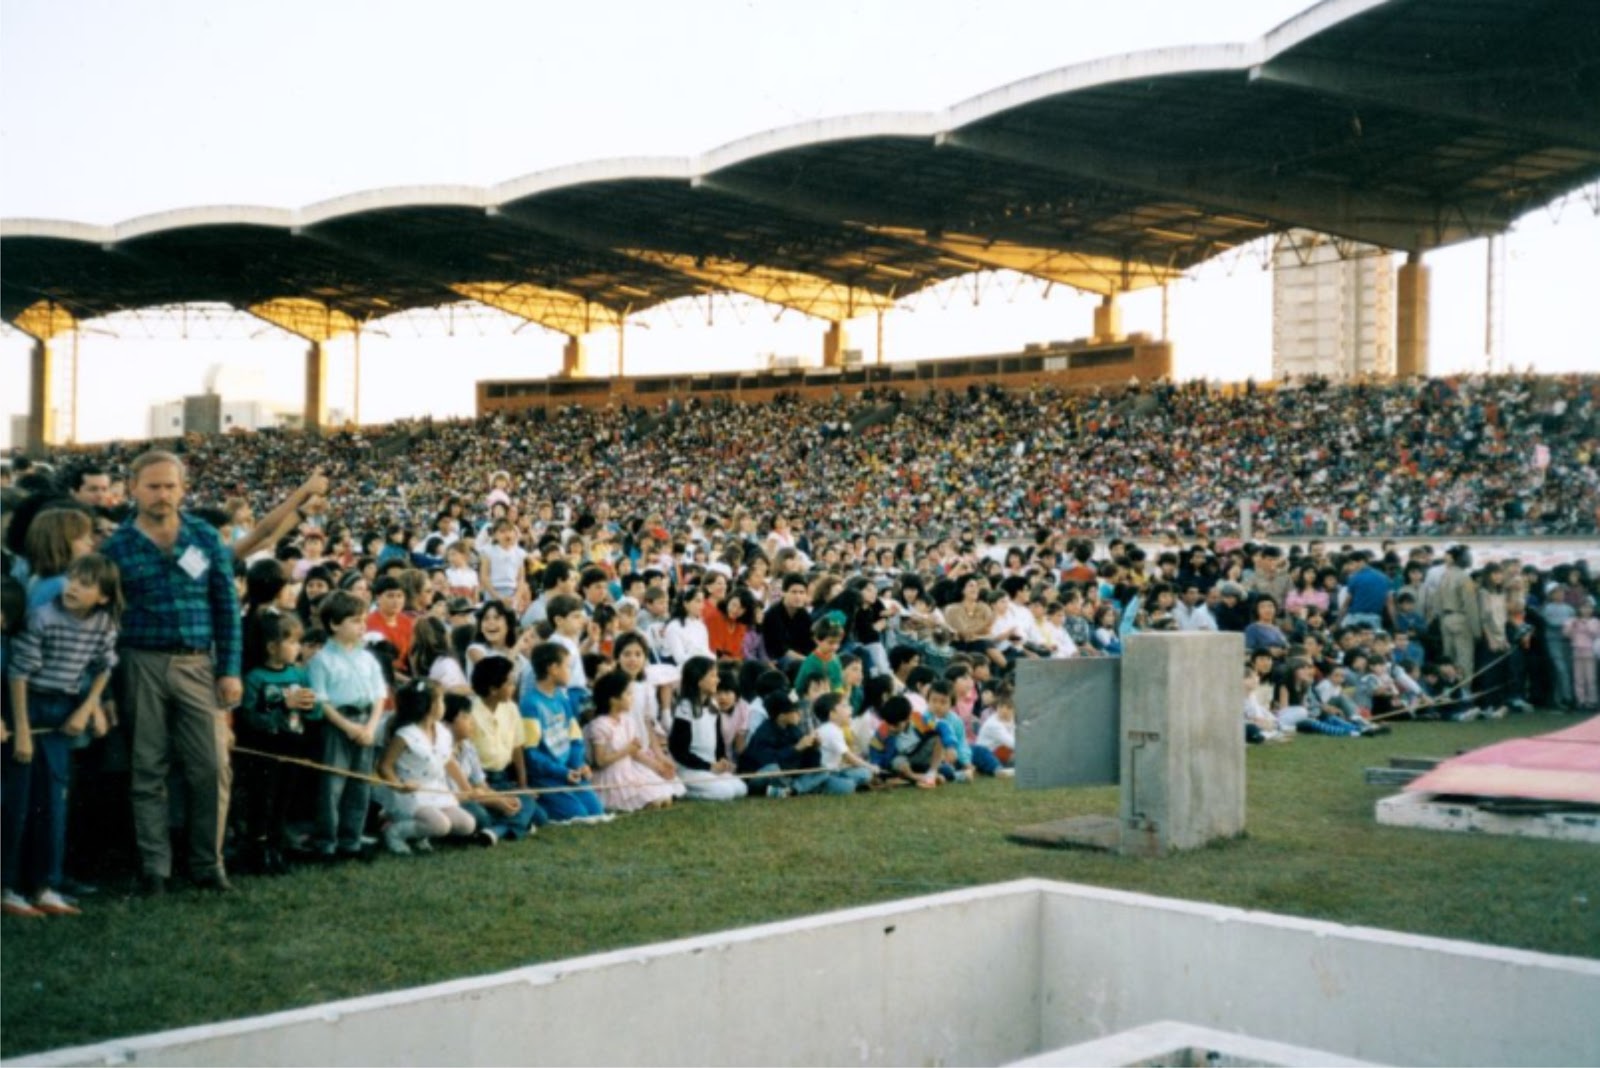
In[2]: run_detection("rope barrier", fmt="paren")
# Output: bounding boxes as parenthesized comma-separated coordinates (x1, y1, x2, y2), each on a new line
(1369, 647, 1517, 722)
(230, 743, 886, 801)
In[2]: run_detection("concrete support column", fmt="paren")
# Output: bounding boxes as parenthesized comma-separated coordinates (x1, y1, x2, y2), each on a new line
(561, 335, 588, 378)
(822, 321, 849, 368)
(1396, 252, 1430, 378)
(1093, 293, 1123, 342)
(27, 338, 55, 455)
(304, 341, 327, 433)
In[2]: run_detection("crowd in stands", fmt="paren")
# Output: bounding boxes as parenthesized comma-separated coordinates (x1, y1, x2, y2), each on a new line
(13, 372, 1598, 544)
(0, 369, 1597, 917)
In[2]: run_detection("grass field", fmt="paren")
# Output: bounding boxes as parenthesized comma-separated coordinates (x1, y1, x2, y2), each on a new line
(3, 711, 1598, 1058)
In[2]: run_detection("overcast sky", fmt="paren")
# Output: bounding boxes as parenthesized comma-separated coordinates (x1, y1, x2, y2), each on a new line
(3, 0, 1595, 444)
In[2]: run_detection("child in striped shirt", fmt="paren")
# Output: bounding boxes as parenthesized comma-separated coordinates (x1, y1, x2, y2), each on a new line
(3, 554, 121, 917)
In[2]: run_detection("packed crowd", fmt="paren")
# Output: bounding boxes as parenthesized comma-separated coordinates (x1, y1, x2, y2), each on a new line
(17, 372, 1600, 544)
(0, 370, 1597, 919)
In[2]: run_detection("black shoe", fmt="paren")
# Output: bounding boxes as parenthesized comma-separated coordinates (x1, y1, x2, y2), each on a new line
(192, 872, 234, 894)
(140, 874, 167, 897)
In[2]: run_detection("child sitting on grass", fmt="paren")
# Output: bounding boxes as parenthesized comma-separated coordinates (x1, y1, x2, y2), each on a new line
(519, 642, 609, 824)
(974, 692, 1017, 776)
(1243, 666, 1287, 744)
(812, 692, 876, 793)
(669, 656, 748, 801)
(869, 695, 945, 789)
(446, 692, 524, 846)
(585, 669, 684, 812)
(378, 679, 476, 854)
(739, 692, 858, 798)
(467, 656, 543, 839)
(926, 679, 976, 782)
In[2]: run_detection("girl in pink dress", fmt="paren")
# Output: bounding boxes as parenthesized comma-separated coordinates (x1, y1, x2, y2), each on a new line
(1564, 600, 1600, 711)
(584, 670, 685, 813)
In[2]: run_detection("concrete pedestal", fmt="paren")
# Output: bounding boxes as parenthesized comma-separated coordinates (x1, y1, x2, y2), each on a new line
(1119, 632, 1245, 855)
(1015, 657, 1121, 790)
(1012, 633, 1244, 856)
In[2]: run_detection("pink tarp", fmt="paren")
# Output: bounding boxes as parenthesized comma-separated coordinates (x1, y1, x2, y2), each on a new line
(1405, 715, 1600, 805)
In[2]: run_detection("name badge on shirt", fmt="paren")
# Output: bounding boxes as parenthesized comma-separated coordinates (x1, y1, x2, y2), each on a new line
(178, 545, 210, 580)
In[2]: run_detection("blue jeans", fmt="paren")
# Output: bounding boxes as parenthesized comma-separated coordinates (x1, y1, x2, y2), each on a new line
(971, 745, 1003, 776)
(483, 768, 544, 838)
(315, 724, 376, 854)
(754, 764, 857, 796)
(527, 764, 604, 822)
(1, 690, 76, 894)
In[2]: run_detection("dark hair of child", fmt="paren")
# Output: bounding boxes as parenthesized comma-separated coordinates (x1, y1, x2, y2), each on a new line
(591, 670, 631, 717)
(319, 590, 366, 629)
(879, 695, 913, 727)
(813, 692, 843, 721)
(905, 665, 938, 692)
(366, 639, 400, 690)
(547, 593, 584, 623)
(391, 678, 439, 732)
(67, 553, 124, 622)
(471, 654, 515, 699)
(441, 691, 472, 726)
(677, 656, 718, 709)
(531, 641, 568, 681)
(754, 667, 790, 702)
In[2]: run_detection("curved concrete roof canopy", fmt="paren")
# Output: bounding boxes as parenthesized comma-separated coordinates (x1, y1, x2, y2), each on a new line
(3, 0, 1597, 341)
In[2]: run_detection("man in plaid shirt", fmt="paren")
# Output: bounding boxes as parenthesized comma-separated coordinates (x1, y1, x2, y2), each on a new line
(101, 450, 242, 894)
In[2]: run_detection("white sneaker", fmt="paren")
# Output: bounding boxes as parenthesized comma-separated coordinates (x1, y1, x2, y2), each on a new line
(1484, 705, 1508, 721)
(1, 889, 43, 918)
(413, 837, 434, 853)
(33, 889, 81, 916)
(996, 767, 1017, 777)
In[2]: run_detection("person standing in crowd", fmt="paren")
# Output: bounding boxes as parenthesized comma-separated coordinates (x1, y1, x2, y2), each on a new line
(100, 451, 242, 894)
(1434, 546, 1481, 713)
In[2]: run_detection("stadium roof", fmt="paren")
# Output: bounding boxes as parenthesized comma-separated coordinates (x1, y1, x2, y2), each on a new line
(3, 0, 1597, 342)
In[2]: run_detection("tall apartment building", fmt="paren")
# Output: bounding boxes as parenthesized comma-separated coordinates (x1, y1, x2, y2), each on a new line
(1271, 231, 1395, 380)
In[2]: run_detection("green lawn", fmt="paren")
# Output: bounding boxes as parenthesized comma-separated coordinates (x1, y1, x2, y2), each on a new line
(4, 712, 1598, 1058)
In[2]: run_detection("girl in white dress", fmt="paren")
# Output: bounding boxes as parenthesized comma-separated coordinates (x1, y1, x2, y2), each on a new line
(378, 680, 476, 854)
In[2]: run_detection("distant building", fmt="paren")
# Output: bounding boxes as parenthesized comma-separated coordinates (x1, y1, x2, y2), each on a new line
(145, 362, 346, 437)
(1271, 232, 1395, 380)
(146, 397, 348, 438)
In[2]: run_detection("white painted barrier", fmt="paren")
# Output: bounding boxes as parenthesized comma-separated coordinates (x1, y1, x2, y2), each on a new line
(16, 880, 1600, 1067)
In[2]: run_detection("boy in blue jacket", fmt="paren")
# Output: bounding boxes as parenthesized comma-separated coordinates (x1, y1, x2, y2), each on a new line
(519, 642, 609, 824)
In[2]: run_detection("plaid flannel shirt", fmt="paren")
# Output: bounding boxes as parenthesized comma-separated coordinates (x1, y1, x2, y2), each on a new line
(101, 512, 242, 678)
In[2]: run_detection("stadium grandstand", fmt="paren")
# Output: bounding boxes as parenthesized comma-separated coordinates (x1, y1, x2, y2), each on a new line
(4, 0, 1598, 450)
(7, 3, 1600, 1058)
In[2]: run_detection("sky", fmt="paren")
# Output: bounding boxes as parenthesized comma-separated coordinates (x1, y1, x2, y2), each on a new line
(2, 0, 1596, 445)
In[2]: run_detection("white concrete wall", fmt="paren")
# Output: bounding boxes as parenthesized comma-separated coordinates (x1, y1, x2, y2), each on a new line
(22, 884, 1042, 1068)
(1035, 882, 1600, 1067)
(21, 880, 1600, 1068)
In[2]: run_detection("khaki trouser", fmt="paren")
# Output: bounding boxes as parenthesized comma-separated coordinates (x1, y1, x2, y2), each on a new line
(123, 650, 232, 880)
(1440, 617, 1476, 698)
